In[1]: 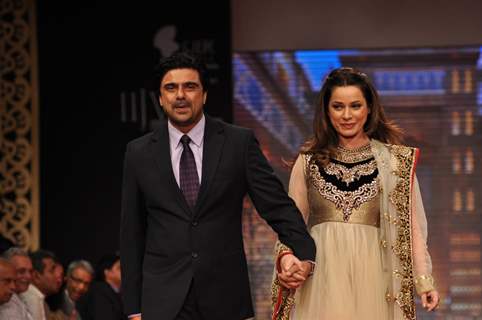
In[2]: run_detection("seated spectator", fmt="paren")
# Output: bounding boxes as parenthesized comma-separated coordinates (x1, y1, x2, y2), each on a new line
(46, 260, 69, 319)
(21, 250, 63, 320)
(54, 262, 65, 295)
(1, 247, 34, 319)
(0, 258, 16, 305)
(60, 260, 94, 319)
(77, 253, 126, 320)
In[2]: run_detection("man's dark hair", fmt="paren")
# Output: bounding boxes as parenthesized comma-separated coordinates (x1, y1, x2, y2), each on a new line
(30, 250, 57, 273)
(96, 253, 120, 281)
(153, 51, 209, 95)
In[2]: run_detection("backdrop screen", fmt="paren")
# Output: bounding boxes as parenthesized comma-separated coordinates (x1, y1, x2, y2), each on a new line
(234, 47, 482, 319)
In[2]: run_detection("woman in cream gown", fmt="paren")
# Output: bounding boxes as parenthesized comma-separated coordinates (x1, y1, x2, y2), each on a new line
(272, 67, 439, 320)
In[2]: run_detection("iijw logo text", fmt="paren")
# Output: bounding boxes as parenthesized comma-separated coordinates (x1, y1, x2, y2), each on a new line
(120, 88, 163, 132)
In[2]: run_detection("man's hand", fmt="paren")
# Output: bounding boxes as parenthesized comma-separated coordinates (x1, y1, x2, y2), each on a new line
(277, 254, 311, 289)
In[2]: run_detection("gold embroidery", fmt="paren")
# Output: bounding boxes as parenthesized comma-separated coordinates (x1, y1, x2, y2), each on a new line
(307, 192, 380, 228)
(271, 279, 295, 320)
(325, 160, 377, 186)
(386, 291, 396, 303)
(393, 269, 403, 279)
(334, 143, 373, 163)
(271, 242, 295, 320)
(389, 145, 417, 320)
(381, 239, 388, 248)
(384, 212, 390, 221)
(305, 154, 313, 176)
(414, 274, 435, 295)
(310, 163, 380, 222)
(274, 241, 292, 256)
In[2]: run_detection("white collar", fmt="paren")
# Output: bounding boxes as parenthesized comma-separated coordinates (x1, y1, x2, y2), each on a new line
(168, 114, 205, 150)
(27, 284, 45, 299)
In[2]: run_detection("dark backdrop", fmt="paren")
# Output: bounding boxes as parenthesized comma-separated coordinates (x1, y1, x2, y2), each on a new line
(37, 2, 232, 266)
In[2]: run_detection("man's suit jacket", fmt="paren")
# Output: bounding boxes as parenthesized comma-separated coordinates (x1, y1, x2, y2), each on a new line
(120, 115, 315, 320)
(76, 282, 126, 320)
(59, 290, 80, 320)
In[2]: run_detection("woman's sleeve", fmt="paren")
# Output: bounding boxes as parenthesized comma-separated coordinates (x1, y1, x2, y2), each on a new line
(271, 154, 310, 319)
(288, 154, 310, 223)
(411, 175, 436, 294)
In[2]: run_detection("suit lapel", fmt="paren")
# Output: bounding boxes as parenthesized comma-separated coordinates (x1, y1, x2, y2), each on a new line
(148, 122, 192, 216)
(194, 116, 225, 215)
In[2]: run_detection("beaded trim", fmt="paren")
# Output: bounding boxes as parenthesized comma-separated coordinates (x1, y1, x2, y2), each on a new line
(333, 143, 373, 163)
(325, 160, 377, 186)
(307, 154, 380, 222)
(271, 242, 295, 320)
(388, 145, 417, 320)
(414, 274, 435, 295)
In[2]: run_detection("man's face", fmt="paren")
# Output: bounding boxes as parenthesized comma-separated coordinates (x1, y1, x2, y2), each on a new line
(0, 263, 16, 304)
(105, 260, 122, 289)
(159, 68, 207, 133)
(53, 263, 64, 291)
(66, 267, 92, 301)
(33, 258, 60, 296)
(10, 255, 33, 294)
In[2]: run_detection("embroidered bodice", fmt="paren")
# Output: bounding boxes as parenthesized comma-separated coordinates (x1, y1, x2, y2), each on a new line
(306, 144, 381, 228)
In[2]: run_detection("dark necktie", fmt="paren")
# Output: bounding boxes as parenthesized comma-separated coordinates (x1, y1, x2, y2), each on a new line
(179, 135, 199, 209)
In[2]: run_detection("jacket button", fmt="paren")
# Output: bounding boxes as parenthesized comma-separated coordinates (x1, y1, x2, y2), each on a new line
(192, 252, 198, 258)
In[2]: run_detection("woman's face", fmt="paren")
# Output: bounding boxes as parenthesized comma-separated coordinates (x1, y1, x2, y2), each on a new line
(327, 85, 369, 144)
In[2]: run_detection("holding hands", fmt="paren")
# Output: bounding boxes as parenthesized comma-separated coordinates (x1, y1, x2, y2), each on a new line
(277, 253, 312, 289)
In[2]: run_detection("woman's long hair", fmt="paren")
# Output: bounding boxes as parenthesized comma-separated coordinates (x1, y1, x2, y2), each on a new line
(300, 67, 403, 166)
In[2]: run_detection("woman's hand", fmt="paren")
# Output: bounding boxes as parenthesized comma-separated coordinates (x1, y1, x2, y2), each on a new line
(421, 290, 439, 311)
(277, 254, 309, 289)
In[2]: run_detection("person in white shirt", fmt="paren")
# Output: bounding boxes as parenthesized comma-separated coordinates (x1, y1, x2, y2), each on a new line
(0, 258, 16, 305)
(1, 247, 34, 319)
(21, 250, 62, 320)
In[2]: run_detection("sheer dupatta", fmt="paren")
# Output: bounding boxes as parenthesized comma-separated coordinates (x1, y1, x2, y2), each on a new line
(372, 140, 434, 320)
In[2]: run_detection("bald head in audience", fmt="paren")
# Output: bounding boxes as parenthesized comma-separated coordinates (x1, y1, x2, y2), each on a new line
(0, 258, 16, 305)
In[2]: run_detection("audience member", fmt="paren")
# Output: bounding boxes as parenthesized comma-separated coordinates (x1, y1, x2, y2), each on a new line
(0, 258, 16, 305)
(59, 260, 94, 319)
(77, 253, 126, 320)
(1, 248, 34, 319)
(21, 250, 62, 320)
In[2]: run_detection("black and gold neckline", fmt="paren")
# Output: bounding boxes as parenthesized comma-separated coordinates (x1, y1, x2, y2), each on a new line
(307, 144, 380, 222)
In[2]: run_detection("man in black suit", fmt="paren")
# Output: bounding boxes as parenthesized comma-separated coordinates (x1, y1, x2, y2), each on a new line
(77, 254, 126, 320)
(120, 51, 315, 320)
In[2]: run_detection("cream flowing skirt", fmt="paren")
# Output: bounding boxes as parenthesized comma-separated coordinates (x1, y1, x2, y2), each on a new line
(292, 222, 388, 320)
